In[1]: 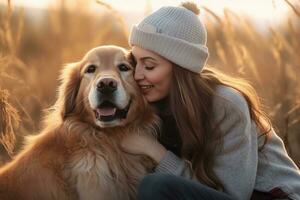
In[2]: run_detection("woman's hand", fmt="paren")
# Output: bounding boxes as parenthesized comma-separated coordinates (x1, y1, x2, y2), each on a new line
(120, 133, 167, 164)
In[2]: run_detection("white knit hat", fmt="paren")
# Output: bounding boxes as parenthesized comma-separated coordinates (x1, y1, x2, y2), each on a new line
(129, 3, 209, 73)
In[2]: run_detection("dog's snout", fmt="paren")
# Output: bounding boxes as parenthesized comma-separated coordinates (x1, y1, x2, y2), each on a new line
(97, 78, 118, 94)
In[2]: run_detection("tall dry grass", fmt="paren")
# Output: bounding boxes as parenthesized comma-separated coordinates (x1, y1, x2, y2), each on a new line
(0, 0, 299, 166)
(203, 2, 300, 164)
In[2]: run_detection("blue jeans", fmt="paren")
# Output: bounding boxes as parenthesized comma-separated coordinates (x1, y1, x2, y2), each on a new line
(138, 173, 236, 200)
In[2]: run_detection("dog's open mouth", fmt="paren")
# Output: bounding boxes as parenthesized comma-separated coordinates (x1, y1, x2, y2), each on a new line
(94, 100, 131, 122)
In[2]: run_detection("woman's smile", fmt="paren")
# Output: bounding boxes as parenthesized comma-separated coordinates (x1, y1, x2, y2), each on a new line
(139, 84, 154, 93)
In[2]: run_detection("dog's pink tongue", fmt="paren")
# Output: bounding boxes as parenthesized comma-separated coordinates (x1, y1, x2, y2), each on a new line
(97, 107, 116, 116)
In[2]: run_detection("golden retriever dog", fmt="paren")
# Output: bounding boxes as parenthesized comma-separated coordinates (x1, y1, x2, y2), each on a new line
(0, 45, 158, 200)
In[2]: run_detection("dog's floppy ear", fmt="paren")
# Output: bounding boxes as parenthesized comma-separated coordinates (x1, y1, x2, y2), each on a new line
(126, 50, 136, 67)
(56, 62, 82, 119)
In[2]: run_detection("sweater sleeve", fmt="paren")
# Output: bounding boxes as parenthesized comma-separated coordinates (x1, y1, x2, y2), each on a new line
(211, 87, 258, 200)
(155, 150, 194, 178)
(154, 86, 258, 200)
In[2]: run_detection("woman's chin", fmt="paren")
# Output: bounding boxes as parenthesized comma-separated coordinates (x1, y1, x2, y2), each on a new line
(144, 94, 166, 103)
(143, 93, 156, 102)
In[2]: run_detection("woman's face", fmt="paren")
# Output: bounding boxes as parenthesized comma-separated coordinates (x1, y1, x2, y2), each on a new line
(132, 46, 173, 102)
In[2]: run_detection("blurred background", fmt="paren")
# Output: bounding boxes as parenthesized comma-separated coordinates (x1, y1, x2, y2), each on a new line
(0, 0, 299, 166)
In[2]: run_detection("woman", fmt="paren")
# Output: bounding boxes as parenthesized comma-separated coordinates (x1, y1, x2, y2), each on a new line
(121, 2, 300, 200)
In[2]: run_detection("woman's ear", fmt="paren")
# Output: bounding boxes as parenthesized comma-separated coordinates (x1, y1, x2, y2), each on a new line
(56, 62, 82, 119)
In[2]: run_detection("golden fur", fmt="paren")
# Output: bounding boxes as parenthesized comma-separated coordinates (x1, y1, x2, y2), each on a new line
(0, 46, 158, 200)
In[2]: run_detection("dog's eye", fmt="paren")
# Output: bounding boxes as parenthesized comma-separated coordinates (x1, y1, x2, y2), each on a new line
(118, 64, 130, 72)
(85, 65, 97, 73)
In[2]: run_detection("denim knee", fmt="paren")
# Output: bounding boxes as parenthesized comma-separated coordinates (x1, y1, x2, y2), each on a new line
(137, 173, 236, 200)
(137, 173, 177, 200)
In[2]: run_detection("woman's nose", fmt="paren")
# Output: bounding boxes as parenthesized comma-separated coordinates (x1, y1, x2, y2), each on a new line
(134, 65, 144, 81)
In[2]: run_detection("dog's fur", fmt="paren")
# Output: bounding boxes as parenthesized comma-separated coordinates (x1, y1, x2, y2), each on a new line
(0, 46, 158, 200)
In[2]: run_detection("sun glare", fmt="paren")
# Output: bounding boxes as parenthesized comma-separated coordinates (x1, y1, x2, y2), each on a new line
(1, 0, 292, 27)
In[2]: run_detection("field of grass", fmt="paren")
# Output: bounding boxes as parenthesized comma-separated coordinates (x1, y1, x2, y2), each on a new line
(0, 0, 299, 166)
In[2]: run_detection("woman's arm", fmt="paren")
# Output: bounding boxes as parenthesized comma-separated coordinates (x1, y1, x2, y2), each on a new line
(154, 87, 258, 200)
(121, 87, 258, 199)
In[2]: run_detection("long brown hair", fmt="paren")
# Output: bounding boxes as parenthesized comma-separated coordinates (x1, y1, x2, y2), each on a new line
(170, 64, 271, 190)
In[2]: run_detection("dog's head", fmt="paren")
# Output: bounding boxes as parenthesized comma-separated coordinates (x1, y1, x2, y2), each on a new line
(56, 45, 152, 128)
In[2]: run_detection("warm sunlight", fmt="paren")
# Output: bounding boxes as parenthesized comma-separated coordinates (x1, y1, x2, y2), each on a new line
(1, 0, 300, 199)
(7, 0, 291, 25)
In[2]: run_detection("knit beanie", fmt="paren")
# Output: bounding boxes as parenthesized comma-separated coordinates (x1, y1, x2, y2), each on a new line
(129, 2, 209, 73)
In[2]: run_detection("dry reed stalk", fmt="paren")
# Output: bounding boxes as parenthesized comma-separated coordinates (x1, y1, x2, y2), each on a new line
(223, 9, 255, 76)
(284, 0, 300, 18)
(0, 0, 25, 70)
(96, 0, 128, 38)
(0, 89, 19, 156)
(240, 45, 262, 85)
(1, 0, 23, 56)
(215, 41, 228, 65)
(201, 6, 222, 25)
(285, 104, 300, 127)
(283, 103, 300, 155)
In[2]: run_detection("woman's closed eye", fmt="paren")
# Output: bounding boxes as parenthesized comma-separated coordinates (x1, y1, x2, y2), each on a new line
(144, 61, 156, 70)
(145, 65, 155, 70)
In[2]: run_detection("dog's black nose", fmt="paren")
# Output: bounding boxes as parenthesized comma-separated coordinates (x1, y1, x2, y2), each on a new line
(97, 78, 117, 94)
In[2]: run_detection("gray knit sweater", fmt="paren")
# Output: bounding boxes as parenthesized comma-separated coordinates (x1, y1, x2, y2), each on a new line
(155, 85, 300, 200)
